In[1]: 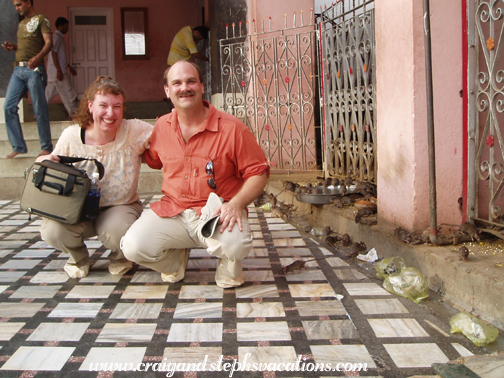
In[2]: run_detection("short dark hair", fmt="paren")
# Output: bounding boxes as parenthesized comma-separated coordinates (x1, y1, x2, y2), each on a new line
(55, 17, 69, 28)
(163, 61, 204, 87)
(193, 26, 209, 40)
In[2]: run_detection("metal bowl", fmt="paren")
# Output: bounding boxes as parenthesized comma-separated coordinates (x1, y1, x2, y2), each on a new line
(295, 185, 355, 205)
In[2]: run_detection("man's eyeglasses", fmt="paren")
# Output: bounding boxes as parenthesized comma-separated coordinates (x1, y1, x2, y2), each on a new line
(206, 160, 216, 190)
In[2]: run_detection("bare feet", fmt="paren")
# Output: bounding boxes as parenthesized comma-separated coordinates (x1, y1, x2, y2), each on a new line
(37, 150, 52, 157)
(5, 151, 22, 159)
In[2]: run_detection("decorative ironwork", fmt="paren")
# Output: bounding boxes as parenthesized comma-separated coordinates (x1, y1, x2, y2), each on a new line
(470, 1, 504, 224)
(320, 0, 376, 183)
(219, 11, 318, 171)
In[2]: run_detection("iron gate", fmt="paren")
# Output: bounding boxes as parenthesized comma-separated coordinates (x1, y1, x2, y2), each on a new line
(468, 0, 504, 231)
(320, 0, 376, 182)
(219, 1, 376, 180)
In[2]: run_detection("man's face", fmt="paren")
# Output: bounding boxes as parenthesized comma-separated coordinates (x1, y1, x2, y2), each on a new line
(59, 23, 69, 34)
(193, 30, 203, 42)
(164, 62, 204, 111)
(13, 0, 30, 16)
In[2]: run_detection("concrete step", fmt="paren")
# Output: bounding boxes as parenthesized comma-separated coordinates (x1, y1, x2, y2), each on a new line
(0, 168, 163, 200)
(0, 119, 161, 200)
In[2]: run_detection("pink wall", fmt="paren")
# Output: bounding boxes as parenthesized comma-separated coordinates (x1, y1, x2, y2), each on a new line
(35, 0, 203, 103)
(376, 0, 463, 231)
(247, 0, 315, 30)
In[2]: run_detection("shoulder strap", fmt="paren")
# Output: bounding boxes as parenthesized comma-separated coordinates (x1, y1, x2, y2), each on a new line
(58, 156, 105, 180)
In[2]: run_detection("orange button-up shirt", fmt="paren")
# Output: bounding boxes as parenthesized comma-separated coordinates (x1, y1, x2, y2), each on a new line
(145, 101, 270, 218)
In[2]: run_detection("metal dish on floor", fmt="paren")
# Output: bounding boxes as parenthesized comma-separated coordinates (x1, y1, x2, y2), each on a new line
(295, 185, 355, 205)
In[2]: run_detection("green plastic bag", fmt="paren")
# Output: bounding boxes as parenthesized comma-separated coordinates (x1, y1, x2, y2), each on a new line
(375, 256, 406, 280)
(449, 312, 499, 346)
(383, 267, 429, 304)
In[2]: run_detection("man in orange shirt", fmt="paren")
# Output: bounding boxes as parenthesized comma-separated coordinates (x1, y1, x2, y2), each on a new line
(121, 61, 269, 288)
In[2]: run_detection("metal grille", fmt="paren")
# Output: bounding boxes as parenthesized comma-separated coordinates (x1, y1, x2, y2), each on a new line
(320, 1, 376, 182)
(468, 0, 504, 228)
(219, 17, 319, 171)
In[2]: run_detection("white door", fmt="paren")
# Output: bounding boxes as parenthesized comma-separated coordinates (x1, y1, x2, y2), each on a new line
(68, 8, 114, 99)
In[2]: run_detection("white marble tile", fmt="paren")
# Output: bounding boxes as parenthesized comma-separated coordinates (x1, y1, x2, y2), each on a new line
(271, 230, 302, 238)
(0, 250, 13, 258)
(241, 258, 271, 269)
(252, 239, 266, 247)
(451, 343, 474, 357)
(43, 259, 67, 270)
(334, 268, 367, 280)
(285, 270, 327, 281)
(66, 285, 115, 299)
(0, 271, 27, 282)
(167, 323, 223, 342)
(303, 320, 359, 339)
(29, 241, 51, 249)
(96, 323, 157, 343)
(10, 285, 61, 299)
(27, 323, 90, 341)
(30, 271, 69, 283)
(237, 302, 285, 318)
(0, 322, 25, 341)
(464, 352, 504, 377)
(110, 303, 163, 319)
(276, 248, 313, 257)
(295, 300, 347, 316)
(84, 240, 102, 249)
(237, 346, 298, 369)
(343, 283, 391, 296)
(0, 259, 41, 270)
(273, 238, 306, 247)
(265, 218, 287, 224)
(0, 241, 28, 249)
(162, 347, 222, 371)
(280, 257, 319, 269)
(0, 220, 27, 226)
(248, 248, 269, 257)
(187, 259, 217, 269)
(79, 272, 123, 283)
(19, 226, 40, 233)
(237, 321, 291, 341)
(130, 271, 164, 283)
(236, 284, 279, 298)
(0, 285, 8, 293)
(242, 270, 275, 282)
(288, 283, 337, 298)
(48, 303, 103, 318)
(311, 344, 376, 368)
(383, 343, 449, 368)
(368, 318, 429, 338)
(79, 347, 147, 371)
(179, 285, 223, 299)
(173, 302, 222, 318)
(354, 298, 409, 314)
(184, 271, 216, 282)
(1, 346, 75, 371)
(0, 303, 44, 317)
(325, 256, 350, 267)
(121, 285, 168, 299)
(14, 249, 54, 258)
(268, 223, 297, 231)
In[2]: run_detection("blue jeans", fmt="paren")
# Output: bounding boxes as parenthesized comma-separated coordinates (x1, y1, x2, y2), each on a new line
(3, 65, 52, 153)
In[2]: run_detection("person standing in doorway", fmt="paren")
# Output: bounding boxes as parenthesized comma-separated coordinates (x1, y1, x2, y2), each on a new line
(167, 25, 210, 66)
(2, 0, 53, 158)
(45, 17, 77, 119)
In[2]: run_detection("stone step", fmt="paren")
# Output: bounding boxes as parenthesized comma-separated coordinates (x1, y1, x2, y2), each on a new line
(0, 169, 163, 201)
(0, 121, 72, 142)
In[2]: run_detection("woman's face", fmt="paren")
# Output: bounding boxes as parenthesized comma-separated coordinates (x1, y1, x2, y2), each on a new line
(88, 93, 124, 134)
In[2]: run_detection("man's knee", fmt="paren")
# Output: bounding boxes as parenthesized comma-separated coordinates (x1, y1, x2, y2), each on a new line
(220, 234, 253, 260)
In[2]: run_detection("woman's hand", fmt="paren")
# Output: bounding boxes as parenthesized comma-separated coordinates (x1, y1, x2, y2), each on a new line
(35, 154, 60, 163)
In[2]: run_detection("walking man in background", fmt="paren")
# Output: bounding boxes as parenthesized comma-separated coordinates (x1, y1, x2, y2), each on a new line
(167, 25, 210, 66)
(45, 17, 77, 119)
(2, 0, 53, 158)
(121, 61, 269, 288)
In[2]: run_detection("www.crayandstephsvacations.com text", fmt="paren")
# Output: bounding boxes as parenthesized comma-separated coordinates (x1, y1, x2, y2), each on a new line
(88, 354, 368, 377)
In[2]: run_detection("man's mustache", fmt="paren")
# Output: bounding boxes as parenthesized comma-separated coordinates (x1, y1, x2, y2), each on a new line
(178, 91, 196, 97)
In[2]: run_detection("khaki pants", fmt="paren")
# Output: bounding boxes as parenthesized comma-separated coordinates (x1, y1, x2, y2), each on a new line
(40, 201, 143, 267)
(120, 194, 253, 287)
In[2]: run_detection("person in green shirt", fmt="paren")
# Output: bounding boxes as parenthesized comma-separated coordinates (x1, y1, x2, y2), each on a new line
(2, 0, 53, 158)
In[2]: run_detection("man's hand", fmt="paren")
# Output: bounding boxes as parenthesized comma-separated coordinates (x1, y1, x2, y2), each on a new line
(2, 41, 15, 51)
(68, 65, 77, 76)
(213, 201, 244, 233)
(57, 69, 63, 81)
(27, 56, 42, 70)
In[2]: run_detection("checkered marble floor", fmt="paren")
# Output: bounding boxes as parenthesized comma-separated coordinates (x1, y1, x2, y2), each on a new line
(0, 196, 483, 377)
